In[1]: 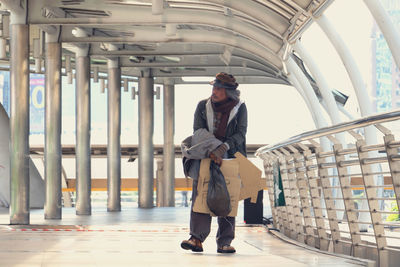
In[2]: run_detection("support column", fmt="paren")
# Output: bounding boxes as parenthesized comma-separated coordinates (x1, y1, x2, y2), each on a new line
(107, 57, 121, 212)
(10, 23, 30, 225)
(138, 76, 154, 208)
(286, 56, 332, 218)
(293, 41, 342, 126)
(75, 50, 91, 215)
(44, 32, 62, 219)
(286, 55, 331, 151)
(293, 42, 346, 219)
(163, 80, 175, 207)
(315, 14, 376, 141)
(338, 104, 355, 120)
(316, 14, 382, 230)
(286, 55, 328, 129)
(286, 74, 318, 127)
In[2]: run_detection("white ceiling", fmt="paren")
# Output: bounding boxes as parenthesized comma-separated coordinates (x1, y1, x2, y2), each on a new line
(1, 0, 334, 84)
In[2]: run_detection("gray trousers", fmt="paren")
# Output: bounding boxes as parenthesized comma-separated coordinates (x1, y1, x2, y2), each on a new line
(190, 178, 235, 247)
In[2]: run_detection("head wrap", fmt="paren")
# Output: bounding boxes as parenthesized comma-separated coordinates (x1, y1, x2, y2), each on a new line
(210, 72, 239, 90)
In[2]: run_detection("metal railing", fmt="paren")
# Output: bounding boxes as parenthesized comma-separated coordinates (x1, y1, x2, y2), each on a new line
(256, 109, 400, 267)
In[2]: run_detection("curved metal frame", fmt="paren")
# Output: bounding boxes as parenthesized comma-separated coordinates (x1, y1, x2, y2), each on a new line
(257, 109, 400, 155)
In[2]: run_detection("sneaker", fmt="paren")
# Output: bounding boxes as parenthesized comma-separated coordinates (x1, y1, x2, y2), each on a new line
(181, 237, 203, 252)
(217, 245, 236, 253)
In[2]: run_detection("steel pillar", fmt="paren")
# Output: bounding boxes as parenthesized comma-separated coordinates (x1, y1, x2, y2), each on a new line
(10, 24, 30, 225)
(286, 55, 330, 150)
(294, 42, 347, 218)
(163, 81, 175, 207)
(44, 36, 62, 219)
(293, 41, 342, 126)
(316, 14, 382, 230)
(107, 58, 121, 212)
(138, 76, 154, 208)
(286, 55, 328, 129)
(286, 56, 333, 217)
(75, 55, 91, 215)
(315, 14, 376, 139)
(286, 73, 318, 127)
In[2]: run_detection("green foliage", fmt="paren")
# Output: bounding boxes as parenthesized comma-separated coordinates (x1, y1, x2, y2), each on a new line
(386, 201, 399, 222)
(352, 190, 364, 209)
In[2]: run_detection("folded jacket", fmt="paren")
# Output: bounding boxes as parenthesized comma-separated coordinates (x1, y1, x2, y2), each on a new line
(181, 128, 222, 179)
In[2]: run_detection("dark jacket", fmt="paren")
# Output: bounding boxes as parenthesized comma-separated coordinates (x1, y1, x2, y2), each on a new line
(193, 98, 247, 158)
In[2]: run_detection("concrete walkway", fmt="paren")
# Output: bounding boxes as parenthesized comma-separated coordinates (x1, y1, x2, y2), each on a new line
(0, 207, 367, 266)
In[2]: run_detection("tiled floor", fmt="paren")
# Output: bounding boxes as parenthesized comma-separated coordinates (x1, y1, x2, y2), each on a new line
(0, 207, 367, 266)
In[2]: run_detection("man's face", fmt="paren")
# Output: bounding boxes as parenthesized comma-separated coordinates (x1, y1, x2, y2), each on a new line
(211, 86, 227, 103)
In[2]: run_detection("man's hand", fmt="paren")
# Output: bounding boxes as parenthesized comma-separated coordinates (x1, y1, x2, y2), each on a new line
(209, 152, 222, 166)
(211, 144, 228, 158)
(209, 144, 228, 166)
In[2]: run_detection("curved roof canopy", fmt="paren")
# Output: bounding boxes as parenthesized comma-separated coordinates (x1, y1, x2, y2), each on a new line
(1, 0, 333, 85)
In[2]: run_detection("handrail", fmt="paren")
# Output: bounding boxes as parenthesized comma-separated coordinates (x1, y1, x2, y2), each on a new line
(257, 108, 400, 266)
(256, 109, 400, 155)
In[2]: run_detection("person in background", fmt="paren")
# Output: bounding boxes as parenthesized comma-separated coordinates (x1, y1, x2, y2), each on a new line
(180, 72, 248, 254)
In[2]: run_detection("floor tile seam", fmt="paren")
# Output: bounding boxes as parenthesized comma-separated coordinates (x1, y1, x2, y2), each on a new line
(0, 228, 266, 233)
(0, 229, 189, 233)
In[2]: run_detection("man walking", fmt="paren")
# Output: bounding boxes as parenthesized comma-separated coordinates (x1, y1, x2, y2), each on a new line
(181, 72, 248, 254)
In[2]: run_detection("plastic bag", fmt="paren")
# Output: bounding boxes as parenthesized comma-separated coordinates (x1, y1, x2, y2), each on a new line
(207, 161, 232, 217)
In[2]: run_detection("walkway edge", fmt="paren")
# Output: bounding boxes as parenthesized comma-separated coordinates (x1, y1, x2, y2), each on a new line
(266, 226, 376, 267)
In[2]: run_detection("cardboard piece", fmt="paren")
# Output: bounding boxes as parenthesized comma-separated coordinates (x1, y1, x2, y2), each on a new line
(193, 153, 263, 216)
(235, 152, 263, 203)
(193, 158, 241, 217)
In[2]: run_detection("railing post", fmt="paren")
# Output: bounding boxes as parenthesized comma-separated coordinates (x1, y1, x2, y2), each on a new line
(288, 145, 315, 247)
(299, 143, 329, 251)
(313, 142, 342, 254)
(354, 135, 388, 267)
(263, 157, 279, 229)
(281, 148, 305, 243)
(256, 110, 400, 265)
(331, 139, 363, 258)
(384, 134, 400, 215)
(273, 150, 296, 238)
